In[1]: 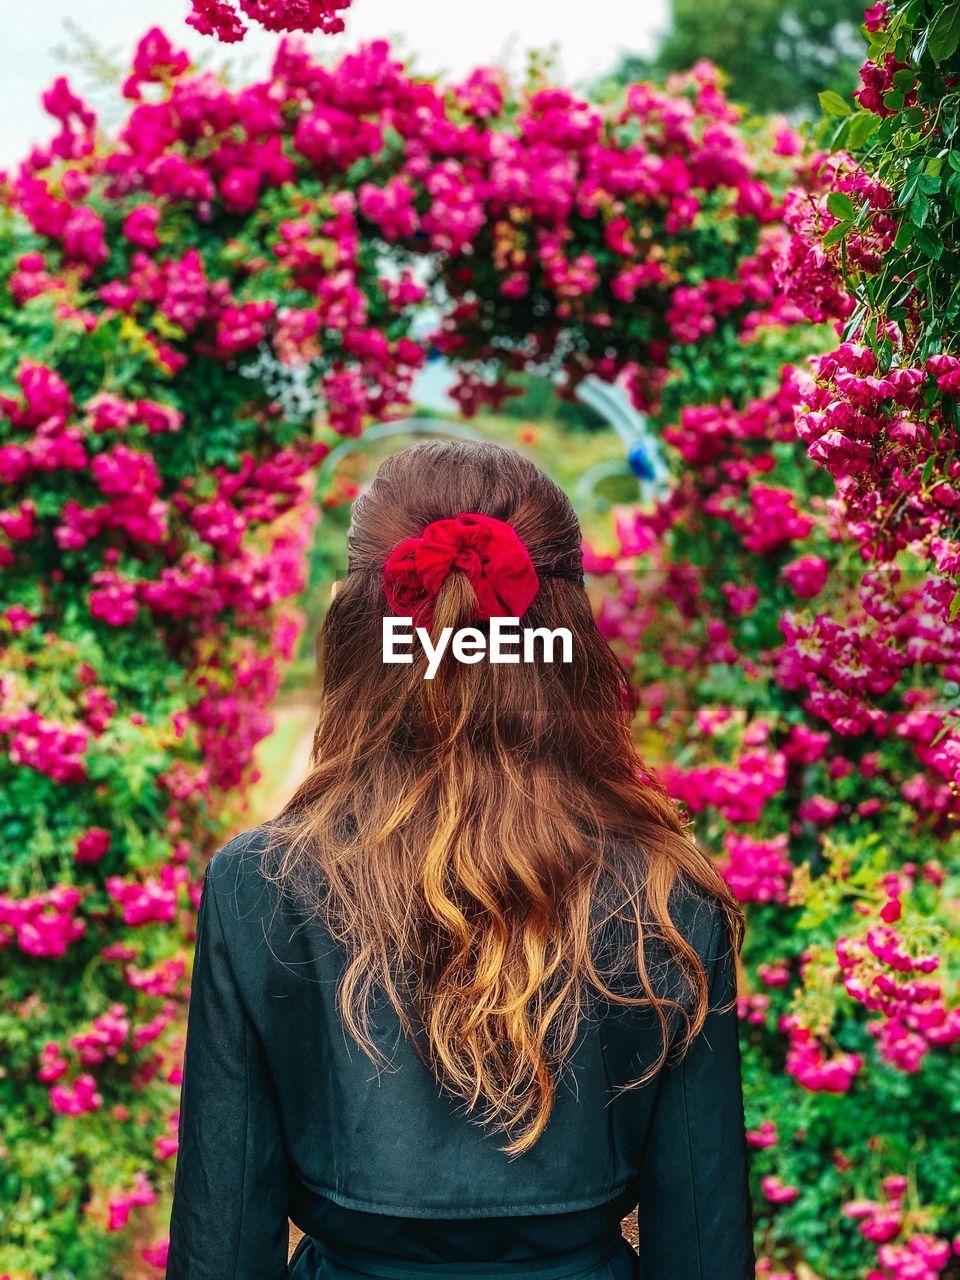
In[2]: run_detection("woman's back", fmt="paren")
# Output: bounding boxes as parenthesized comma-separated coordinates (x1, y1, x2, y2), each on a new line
(168, 823, 752, 1279)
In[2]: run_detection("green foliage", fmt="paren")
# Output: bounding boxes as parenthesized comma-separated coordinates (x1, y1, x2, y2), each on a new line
(816, 1, 960, 355)
(621, 0, 867, 117)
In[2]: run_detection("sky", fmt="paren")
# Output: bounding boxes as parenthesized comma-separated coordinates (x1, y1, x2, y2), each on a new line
(0, 0, 668, 166)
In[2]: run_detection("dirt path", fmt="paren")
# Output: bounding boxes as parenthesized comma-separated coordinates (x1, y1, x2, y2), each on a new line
(248, 697, 318, 824)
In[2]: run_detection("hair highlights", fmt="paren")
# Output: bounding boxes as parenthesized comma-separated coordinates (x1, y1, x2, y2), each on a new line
(265, 439, 742, 1154)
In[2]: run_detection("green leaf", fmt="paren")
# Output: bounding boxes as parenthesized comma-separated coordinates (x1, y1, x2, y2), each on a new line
(822, 221, 851, 248)
(909, 192, 931, 226)
(819, 89, 853, 117)
(921, 454, 937, 486)
(827, 192, 857, 221)
(928, 3, 960, 63)
(912, 225, 944, 258)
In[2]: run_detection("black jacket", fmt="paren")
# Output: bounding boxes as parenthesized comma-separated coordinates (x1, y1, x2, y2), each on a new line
(166, 824, 754, 1280)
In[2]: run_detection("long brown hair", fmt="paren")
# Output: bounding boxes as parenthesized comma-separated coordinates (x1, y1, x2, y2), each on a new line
(265, 439, 742, 1154)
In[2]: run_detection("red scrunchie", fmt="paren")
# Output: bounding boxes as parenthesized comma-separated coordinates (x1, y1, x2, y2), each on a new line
(383, 512, 539, 628)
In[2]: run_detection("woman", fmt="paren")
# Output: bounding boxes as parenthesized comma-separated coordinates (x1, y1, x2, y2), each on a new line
(166, 440, 754, 1280)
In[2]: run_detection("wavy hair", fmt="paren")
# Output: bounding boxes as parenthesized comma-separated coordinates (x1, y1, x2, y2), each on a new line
(264, 439, 742, 1154)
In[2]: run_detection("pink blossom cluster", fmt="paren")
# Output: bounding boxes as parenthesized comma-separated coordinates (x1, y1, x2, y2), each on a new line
(0, 709, 89, 783)
(856, 53, 917, 119)
(868, 1234, 952, 1280)
(106, 871, 182, 927)
(8, 32, 795, 433)
(844, 1176, 912, 1245)
(188, 0, 351, 42)
(778, 54, 960, 816)
(747, 1119, 779, 1149)
(719, 832, 794, 904)
(842, 1179, 953, 1280)
(795, 344, 957, 561)
(776, 610, 906, 737)
(662, 748, 788, 824)
(836, 920, 960, 1073)
(781, 1023, 863, 1093)
(50, 1073, 103, 1116)
(124, 956, 186, 997)
(69, 1004, 130, 1065)
(106, 1171, 157, 1232)
(705, 483, 813, 556)
(0, 885, 85, 957)
(75, 828, 111, 863)
(781, 152, 896, 301)
(738, 992, 772, 1026)
(762, 1175, 800, 1205)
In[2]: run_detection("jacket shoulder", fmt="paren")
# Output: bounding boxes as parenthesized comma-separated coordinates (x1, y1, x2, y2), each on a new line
(669, 880, 731, 968)
(203, 821, 290, 926)
(594, 851, 729, 952)
(592, 865, 732, 1011)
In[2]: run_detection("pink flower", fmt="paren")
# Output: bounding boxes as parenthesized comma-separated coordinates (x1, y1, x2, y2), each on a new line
(37, 1041, 69, 1083)
(2, 711, 89, 784)
(719, 832, 793, 904)
(62, 207, 109, 267)
(758, 962, 791, 988)
(874, 1234, 951, 1280)
(88, 571, 141, 627)
(107, 1172, 157, 1232)
(797, 794, 841, 825)
(106, 873, 180, 927)
(746, 1120, 778, 1148)
(70, 1004, 130, 1064)
(141, 1237, 170, 1269)
(761, 1176, 799, 1205)
(785, 1028, 862, 1093)
(359, 178, 419, 240)
(781, 554, 829, 599)
(75, 828, 112, 863)
(50, 1073, 103, 1115)
(123, 205, 161, 249)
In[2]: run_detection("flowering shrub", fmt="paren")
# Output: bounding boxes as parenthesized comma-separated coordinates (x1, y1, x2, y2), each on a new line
(187, 0, 351, 43)
(584, 6, 960, 1268)
(591, 406, 960, 1277)
(0, 216, 320, 1273)
(0, 31, 810, 1278)
(785, 1, 960, 793)
(588, 198, 960, 1280)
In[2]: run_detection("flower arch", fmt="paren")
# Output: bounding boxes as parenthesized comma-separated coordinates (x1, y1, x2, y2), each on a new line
(3, 19, 959, 1279)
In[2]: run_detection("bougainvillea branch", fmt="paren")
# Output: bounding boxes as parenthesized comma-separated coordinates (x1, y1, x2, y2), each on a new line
(187, 0, 351, 42)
